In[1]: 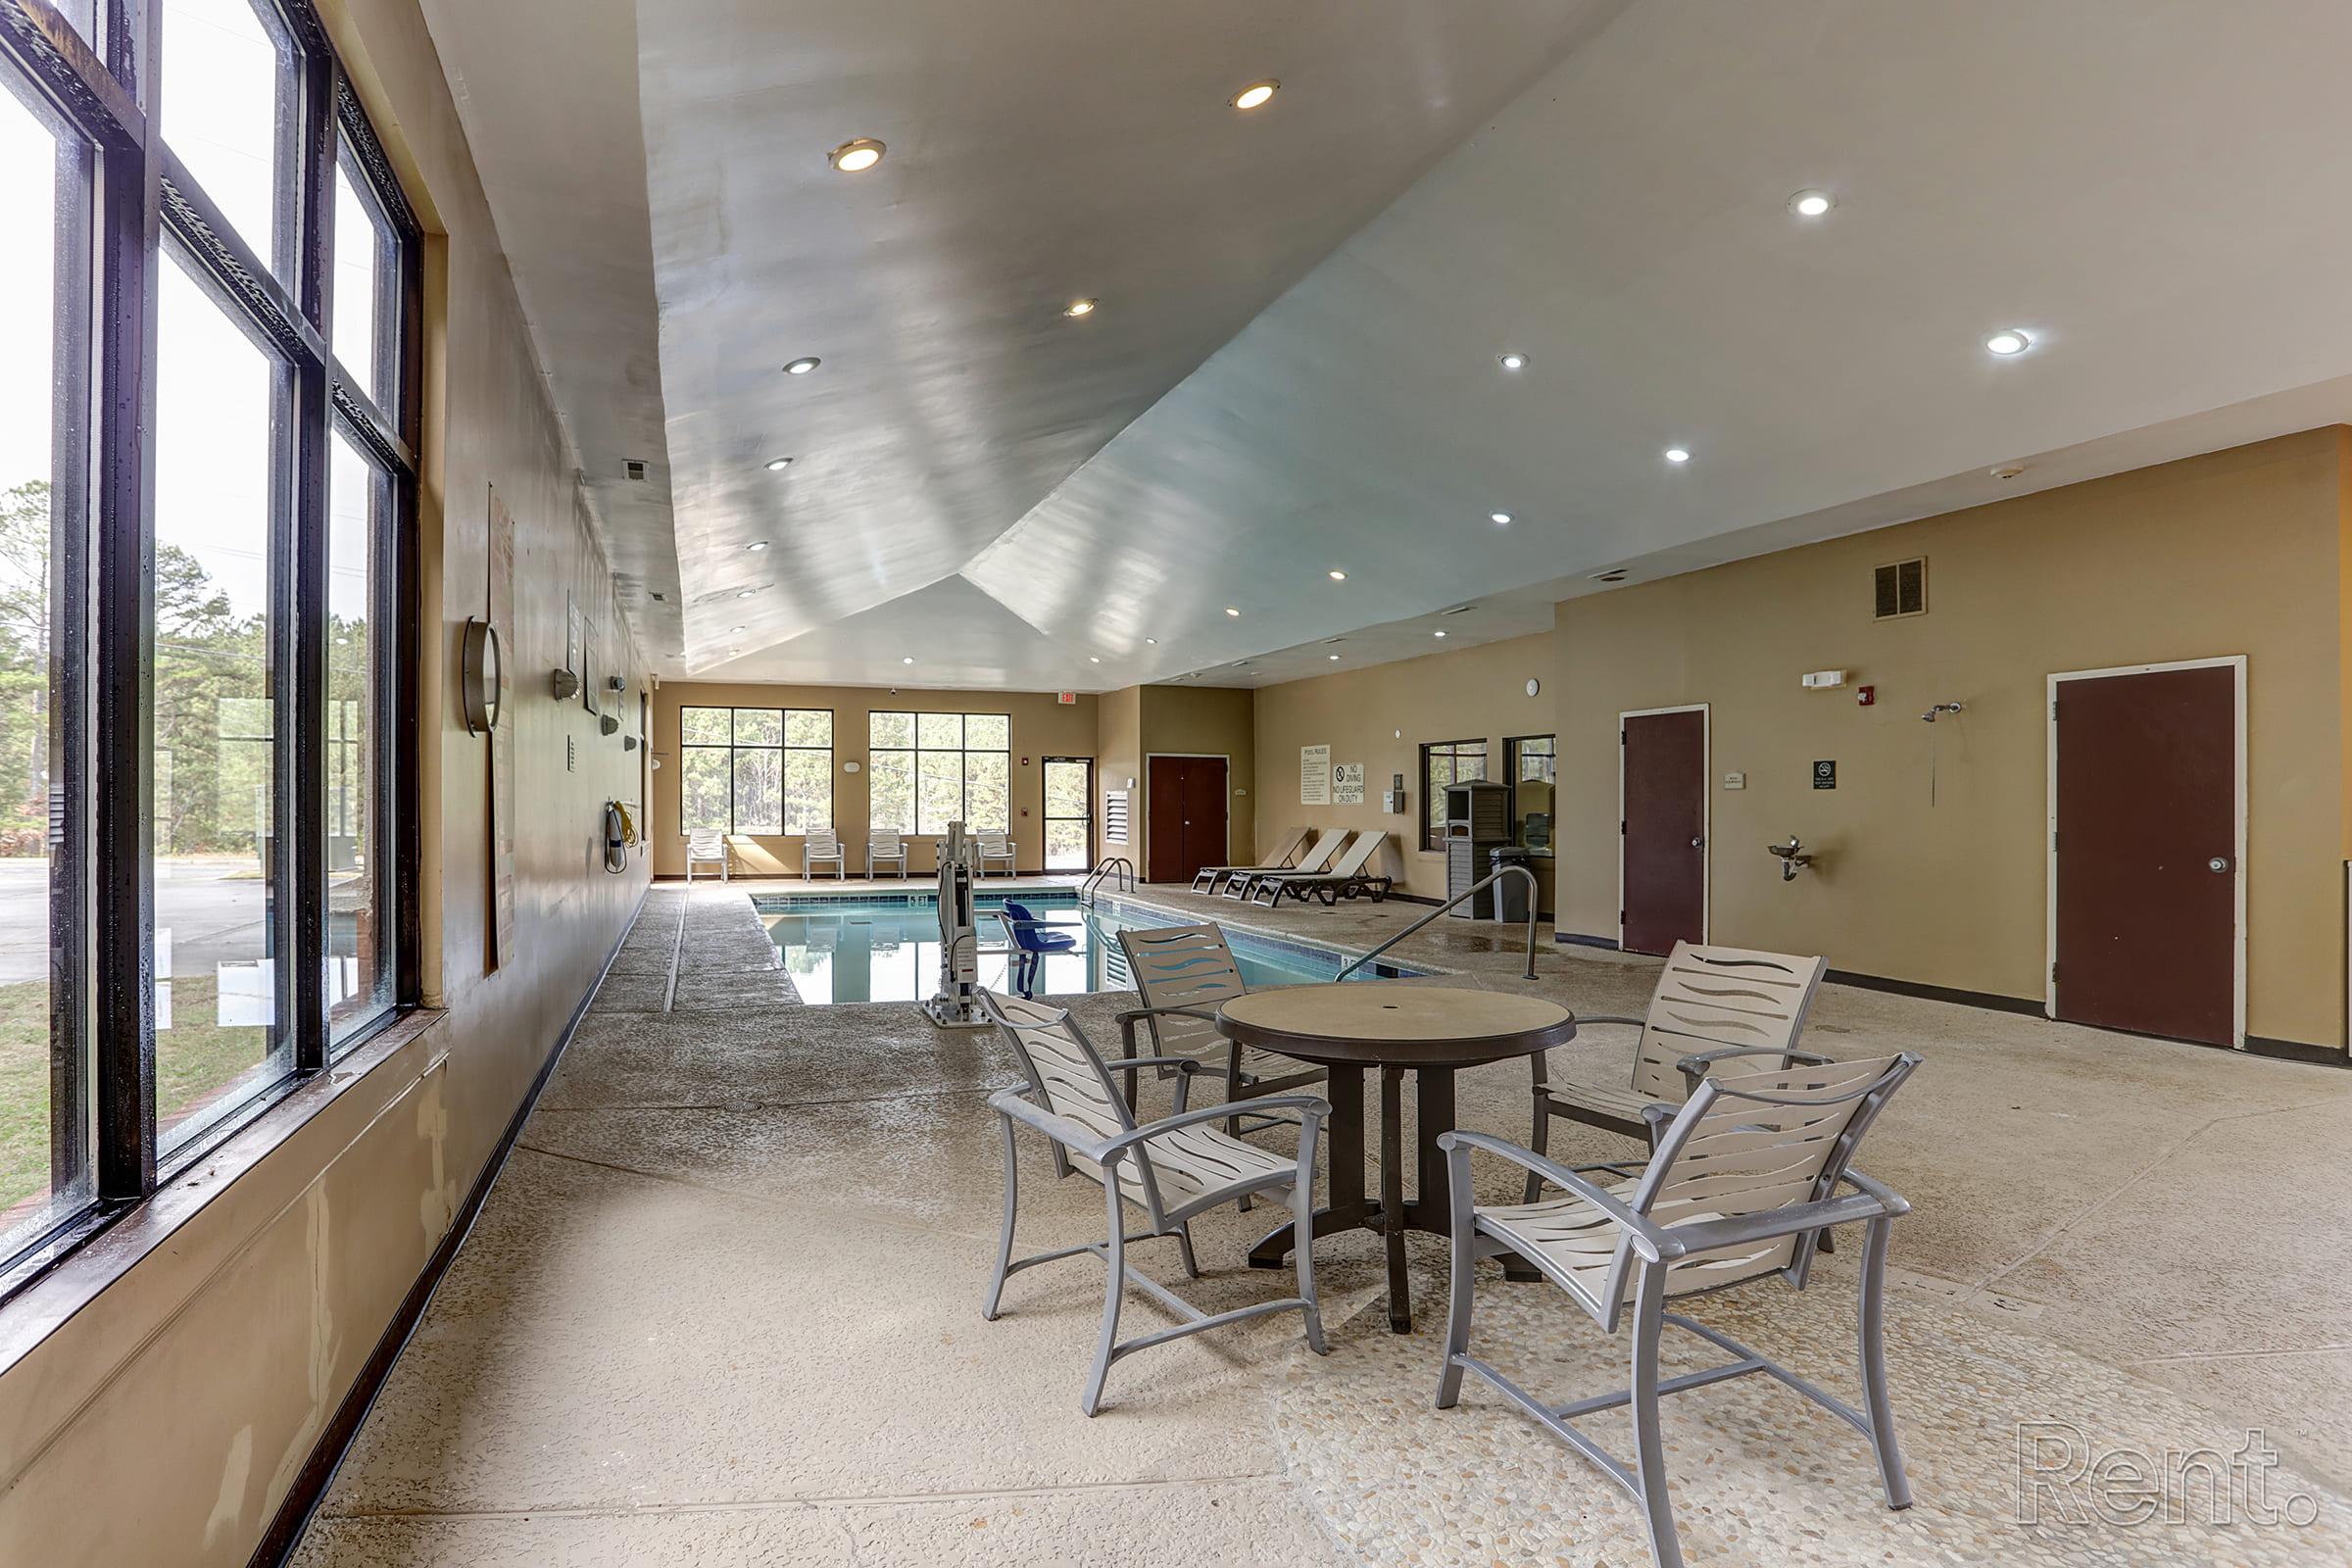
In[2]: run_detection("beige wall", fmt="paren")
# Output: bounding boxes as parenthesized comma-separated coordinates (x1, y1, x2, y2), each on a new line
(1552, 431, 2345, 1047)
(1251, 633, 1564, 906)
(649, 681, 1101, 875)
(0, 2, 654, 1562)
(1141, 685, 1257, 869)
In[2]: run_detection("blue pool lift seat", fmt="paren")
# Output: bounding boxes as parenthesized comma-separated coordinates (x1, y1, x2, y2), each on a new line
(999, 900, 1080, 998)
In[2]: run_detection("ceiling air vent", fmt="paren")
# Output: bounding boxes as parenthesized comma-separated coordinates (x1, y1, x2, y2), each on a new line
(1874, 557, 1927, 620)
(623, 459, 649, 481)
(1589, 568, 1628, 584)
(1440, 604, 1477, 616)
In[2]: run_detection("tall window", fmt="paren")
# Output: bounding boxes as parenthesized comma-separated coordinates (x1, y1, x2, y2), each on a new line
(869, 712, 1010, 835)
(2, 1, 419, 1285)
(1419, 738, 1488, 851)
(1505, 734, 1556, 855)
(679, 707, 833, 833)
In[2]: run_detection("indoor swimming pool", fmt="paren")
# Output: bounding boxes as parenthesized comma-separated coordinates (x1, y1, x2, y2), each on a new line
(750, 893, 1425, 1005)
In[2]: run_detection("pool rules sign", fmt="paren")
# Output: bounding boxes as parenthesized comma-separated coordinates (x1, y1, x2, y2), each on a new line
(1300, 744, 1331, 805)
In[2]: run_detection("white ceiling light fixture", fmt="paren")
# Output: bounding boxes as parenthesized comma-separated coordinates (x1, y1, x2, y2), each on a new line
(1433, 629, 1447, 638)
(901, 656, 914, 664)
(1063, 298, 1098, 318)
(1145, 637, 1157, 645)
(1089, 656, 1102, 663)
(1490, 511, 1512, 525)
(1984, 328, 2034, 357)
(737, 588, 758, 598)
(763, 456, 793, 471)
(729, 624, 746, 634)
(1327, 568, 1347, 580)
(1225, 607, 1241, 617)
(1231, 79, 1279, 111)
(783, 356, 821, 375)
(1788, 189, 1835, 218)
(1664, 446, 1691, 464)
(1497, 351, 1528, 370)
(745, 540, 769, 551)
(828, 137, 886, 173)
(1328, 653, 1341, 661)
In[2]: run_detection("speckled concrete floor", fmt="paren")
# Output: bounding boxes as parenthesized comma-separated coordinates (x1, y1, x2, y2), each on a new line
(290, 882, 2352, 1566)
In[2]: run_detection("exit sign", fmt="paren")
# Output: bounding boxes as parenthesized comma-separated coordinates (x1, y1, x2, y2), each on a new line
(1057, 691, 1078, 705)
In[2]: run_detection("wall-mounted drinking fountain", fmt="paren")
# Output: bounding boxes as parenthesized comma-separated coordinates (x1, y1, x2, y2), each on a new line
(1767, 835, 1813, 881)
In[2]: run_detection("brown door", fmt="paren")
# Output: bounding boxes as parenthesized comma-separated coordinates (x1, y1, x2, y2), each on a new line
(2053, 664, 2237, 1045)
(1622, 709, 1706, 956)
(1146, 756, 1228, 884)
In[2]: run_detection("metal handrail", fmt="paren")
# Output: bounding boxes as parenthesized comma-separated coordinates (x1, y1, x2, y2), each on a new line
(1077, 856, 1136, 906)
(1333, 864, 1541, 982)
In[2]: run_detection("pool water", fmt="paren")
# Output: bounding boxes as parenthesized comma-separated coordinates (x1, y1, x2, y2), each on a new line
(752, 894, 1420, 1006)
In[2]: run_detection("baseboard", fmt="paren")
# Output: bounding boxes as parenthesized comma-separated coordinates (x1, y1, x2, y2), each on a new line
(2239, 1036, 2344, 1066)
(247, 882, 650, 1568)
(654, 868, 1064, 883)
(1822, 967, 2046, 1017)
(1554, 931, 1621, 951)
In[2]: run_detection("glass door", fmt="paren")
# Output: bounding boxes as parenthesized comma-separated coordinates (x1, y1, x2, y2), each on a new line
(1043, 758, 1093, 870)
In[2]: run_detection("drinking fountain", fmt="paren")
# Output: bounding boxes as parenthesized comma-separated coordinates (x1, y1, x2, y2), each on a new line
(1767, 835, 1813, 881)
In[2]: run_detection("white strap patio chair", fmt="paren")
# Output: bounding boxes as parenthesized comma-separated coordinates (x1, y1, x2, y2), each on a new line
(1436, 1051, 1923, 1568)
(1220, 827, 1348, 900)
(976, 830, 1016, 878)
(684, 826, 729, 882)
(1247, 829, 1390, 906)
(804, 827, 847, 880)
(1114, 923, 1326, 1151)
(1526, 942, 1829, 1197)
(979, 990, 1330, 1416)
(866, 829, 909, 878)
(1191, 825, 1312, 894)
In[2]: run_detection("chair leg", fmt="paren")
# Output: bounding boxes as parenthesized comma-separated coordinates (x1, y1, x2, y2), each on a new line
(1435, 1185, 1477, 1407)
(1857, 1215, 1914, 1509)
(1523, 1102, 1553, 1204)
(982, 1113, 1019, 1321)
(1629, 1261, 1687, 1568)
(1080, 1171, 1127, 1417)
(1292, 1180, 1327, 1355)
(1228, 1041, 1254, 1212)
(1175, 1220, 1201, 1281)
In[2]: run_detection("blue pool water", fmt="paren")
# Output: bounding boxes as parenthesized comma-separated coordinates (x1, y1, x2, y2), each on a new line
(750, 893, 1421, 1006)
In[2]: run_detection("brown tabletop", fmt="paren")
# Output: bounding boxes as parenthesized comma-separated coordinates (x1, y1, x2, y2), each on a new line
(1220, 982, 1576, 1333)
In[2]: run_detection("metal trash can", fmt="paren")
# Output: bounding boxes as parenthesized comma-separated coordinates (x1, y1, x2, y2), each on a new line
(1488, 847, 1533, 923)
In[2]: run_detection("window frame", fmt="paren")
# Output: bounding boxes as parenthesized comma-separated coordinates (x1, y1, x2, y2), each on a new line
(867, 710, 1012, 836)
(677, 705, 834, 835)
(1418, 737, 1488, 852)
(0, 0, 422, 1297)
(1503, 732, 1556, 857)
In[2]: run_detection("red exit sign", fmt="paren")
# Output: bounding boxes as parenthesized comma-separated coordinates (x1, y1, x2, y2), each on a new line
(1057, 691, 1077, 705)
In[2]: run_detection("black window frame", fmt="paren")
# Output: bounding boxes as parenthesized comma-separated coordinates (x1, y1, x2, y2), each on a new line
(1503, 733, 1556, 856)
(0, 0, 422, 1298)
(676, 704, 834, 834)
(867, 710, 1011, 836)
(1418, 737, 1488, 852)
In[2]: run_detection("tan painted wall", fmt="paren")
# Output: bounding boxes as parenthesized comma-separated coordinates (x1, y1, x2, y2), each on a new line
(648, 682, 1102, 875)
(1141, 685, 1257, 868)
(0, 2, 653, 1562)
(1098, 686, 1143, 864)
(1553, 431, 2345, 1048)
(1250, 633, 1563, 906)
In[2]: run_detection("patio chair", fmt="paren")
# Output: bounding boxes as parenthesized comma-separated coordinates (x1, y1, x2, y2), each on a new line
(998, 899, 1080, 998)
(1435, 1051, 1924, 1568)
(804, 827, 847, 880)
(1525, 943, 1829, 1201)
(977, 831, 1017, 878)
(1192, 825, 1313, 894)
(866, 829, 909, 878)
(1220, 828, 1349, 900)
(684, 826, 730, 883)
(1115, 923, 1327, 1146)
(1248, 829, 1391, 906)
(978, 990, 1331, 1416)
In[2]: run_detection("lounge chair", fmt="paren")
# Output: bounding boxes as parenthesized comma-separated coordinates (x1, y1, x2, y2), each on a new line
(804, 827, 847, 880)
(684, 826, 729, 882)
(1115, 922, 1327, 1143)
(978, 990, 1330, 1416)
(976, 831, 1016, 878)
(1248, 830, 1391, 906)
(866, 829, 908, 878)
(1221, 828, 1349, 901)
(1191, 825, 1313, 894)
(1434, 1051, 1924, 1568)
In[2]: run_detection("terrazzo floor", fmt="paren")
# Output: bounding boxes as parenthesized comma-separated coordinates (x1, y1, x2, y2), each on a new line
(289, 880, 2352, 1566)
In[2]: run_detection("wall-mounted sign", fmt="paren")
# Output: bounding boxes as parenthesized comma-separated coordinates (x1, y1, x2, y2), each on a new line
(1332, 762, 1365, 806)
(1057, 691, 1078, 705)
(1300, 744, 1331, 806)
(1813, 760, 1838, 790)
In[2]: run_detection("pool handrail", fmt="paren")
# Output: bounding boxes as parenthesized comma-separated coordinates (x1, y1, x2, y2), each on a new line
(1333, 864, 1540, 983)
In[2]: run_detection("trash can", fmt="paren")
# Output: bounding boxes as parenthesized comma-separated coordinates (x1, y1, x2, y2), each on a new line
(1488, 847, 1533, 923)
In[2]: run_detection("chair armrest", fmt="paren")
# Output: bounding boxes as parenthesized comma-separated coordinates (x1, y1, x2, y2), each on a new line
(988, 1087, 1117, 1164)
(1114, 1003, 1226, 1027)
(1838, 1165, 1912, 1217)
(1576, 1014, 1645, 1029)
(1436, 1129, 1677, 1263)
(1102, 1095, 1332, 1158)
(1651, 1188, 1901, 1258)
(1673, 1045, 1834, 1097)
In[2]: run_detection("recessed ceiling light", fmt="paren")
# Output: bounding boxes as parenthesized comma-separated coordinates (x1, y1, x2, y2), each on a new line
(1664, 447, 1691, 464)
(784, 357, 821, 375)
(1145, 637, 1157, 645)
(1433, 629, 1447, 638)
(1985, 328, 2033, 357)
(1231, 79, 1279, 111)
(1788, 189, 1835, 218)
(729, 625, 746, 634)
(745, 540, 768, 551)
(737, 588, 758, 598)
(1497, 352, 1528, 371)
(901, 656, 914, 665)
(828, 137, 886, 173)
(1089, 656, 1102, 663)
(1328, 654, 1341, 661)
(764, 457, 793, 471)
(1490, 511, 1513, 525)
(1063, 298, 1098, 318)
(1328, 569, 1347, 581)
(1225, 607, 1241, 617)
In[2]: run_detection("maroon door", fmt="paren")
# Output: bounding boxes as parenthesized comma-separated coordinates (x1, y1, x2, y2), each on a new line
(1622, 710, 1706, 956)
(2054, 665, 2237, 1045)
(1146, 757, 1228, 884)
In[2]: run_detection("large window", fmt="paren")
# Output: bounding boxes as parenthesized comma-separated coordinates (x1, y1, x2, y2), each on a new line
(1505, 734, 1556, 856)
(680, 707, 833, 834)
(870, 711, 1010, 835)
(1, 2, 419, 1285)
(1419, 738, 1488, 852)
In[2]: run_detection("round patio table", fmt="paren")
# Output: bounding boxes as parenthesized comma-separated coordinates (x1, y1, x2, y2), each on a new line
(1219, 983, 1577, 1334)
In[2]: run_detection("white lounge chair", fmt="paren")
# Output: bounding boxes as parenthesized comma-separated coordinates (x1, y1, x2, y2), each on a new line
(978, 990, 1330, 1416)
(976, 831, 1016, 878)
(1435, 1051, 1923, 1568)
(1221, 828, 1349, 901)
(866, 829, 908, 878)
(1248, 829, 1391, 906)
(804, 827, 847, 880)
(1191, 825, 1312, 894)
(684, 826, 729, 882)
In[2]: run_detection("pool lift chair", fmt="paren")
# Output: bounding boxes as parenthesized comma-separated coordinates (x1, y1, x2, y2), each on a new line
(919, 822, 990, 1029)
(998, 898, 1082, 999)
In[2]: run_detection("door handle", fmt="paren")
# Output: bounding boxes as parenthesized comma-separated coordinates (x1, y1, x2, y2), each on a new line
(1690, 836, 1706, 849)
(2208, 857, 2231, 873)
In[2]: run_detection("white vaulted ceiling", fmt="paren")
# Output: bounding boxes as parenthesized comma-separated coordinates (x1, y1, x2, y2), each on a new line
(426, 0, 2352, 692)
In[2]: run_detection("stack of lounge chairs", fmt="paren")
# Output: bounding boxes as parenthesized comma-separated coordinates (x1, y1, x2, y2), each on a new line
(1190, 828, 1392, 906)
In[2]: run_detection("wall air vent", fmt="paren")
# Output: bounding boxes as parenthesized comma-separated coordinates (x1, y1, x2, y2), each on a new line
(1103, 790, 1130, 847)
(624, 459, 649, 480)
(1874, 557, 1927, 619)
